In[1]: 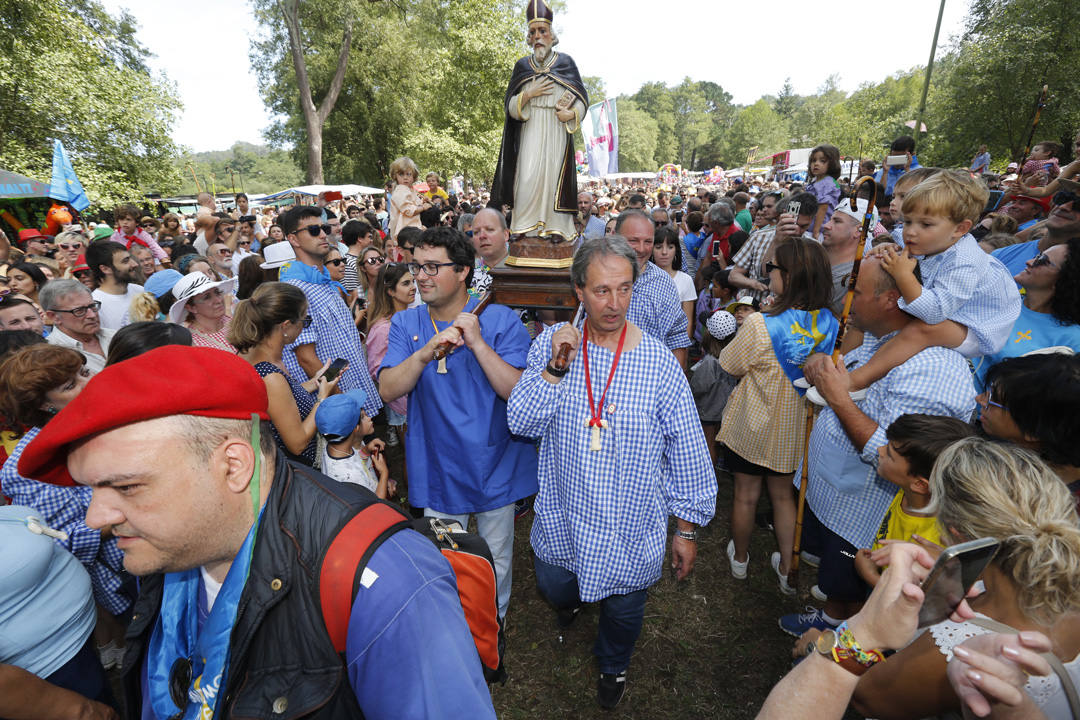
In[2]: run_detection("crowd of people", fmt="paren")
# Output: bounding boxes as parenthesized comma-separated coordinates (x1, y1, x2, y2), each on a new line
(1, 130, 1080, 719)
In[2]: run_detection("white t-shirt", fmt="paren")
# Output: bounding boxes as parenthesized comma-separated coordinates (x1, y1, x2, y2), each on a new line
(92, 285, 144, 330)
(321, 448, 378, 493)
(671, 270, 697, 303)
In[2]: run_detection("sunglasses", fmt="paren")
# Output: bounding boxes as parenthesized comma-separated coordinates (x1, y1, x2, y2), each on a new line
(326, 258, 344, 267)
(654, 220, 668, 227)
(141, 223, 156, 228)
(237, 240, 252, 246)
(1052, 190, 1079, 207)
(765, 262, 785, 274)
(302, 314, 313, 328)
(1030, 252, 1059, 269)
(364, 256, 386, 266)
(59, 243, 83, 250)
(298, 224, 333, 237)
(51, 300, 102, 317)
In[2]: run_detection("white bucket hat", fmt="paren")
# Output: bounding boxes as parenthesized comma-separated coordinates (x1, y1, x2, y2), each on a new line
(168, 272, 238, 324)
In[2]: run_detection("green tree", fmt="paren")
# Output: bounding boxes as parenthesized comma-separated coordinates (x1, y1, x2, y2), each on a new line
(774, 78, 797, 119)
(615, 98, 659, 173)
(671, 79, 713, 170)
(0, 0, 180, 209)
(632, 82, 677, 165)
(720, 100, 790, 167)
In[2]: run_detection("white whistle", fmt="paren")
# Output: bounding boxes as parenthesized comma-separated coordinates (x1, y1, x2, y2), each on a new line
(26, 517, 70, 542)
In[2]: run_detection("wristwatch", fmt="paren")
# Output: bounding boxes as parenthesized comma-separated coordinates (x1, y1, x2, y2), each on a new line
(544, 362, 569, 378)
(815, 621, 885, 676)
(674, 528, 698, 542)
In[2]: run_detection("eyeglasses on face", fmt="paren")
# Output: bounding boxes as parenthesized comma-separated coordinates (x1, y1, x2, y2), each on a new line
(407, 261, 458, 276)
(765, 262, 785, 274)
(364, 256, 386, 266)
(326, 258, 344, 267)
(52, 300, 102, 317)
(59, 242, 83, 250)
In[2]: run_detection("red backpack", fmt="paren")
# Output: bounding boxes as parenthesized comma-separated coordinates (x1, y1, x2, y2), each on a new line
(318, 501, 506, 684)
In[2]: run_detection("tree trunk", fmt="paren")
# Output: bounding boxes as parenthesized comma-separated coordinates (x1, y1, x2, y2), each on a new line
(281, 0, 353, 185)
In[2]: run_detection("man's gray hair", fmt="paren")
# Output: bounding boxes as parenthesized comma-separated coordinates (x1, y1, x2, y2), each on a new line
(473, 207, 507, 231)
(650, 206, 670, 223)
(571, 236, 639, 288)
(40, 279, 91, 311)
(706, 201, 734, 226)
(577, 190, 594, 201)
(456, 213, 475, 232)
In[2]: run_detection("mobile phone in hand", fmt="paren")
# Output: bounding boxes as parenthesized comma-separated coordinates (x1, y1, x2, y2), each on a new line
(917, 537, 1000, 628)
(322, 358, 348, 383)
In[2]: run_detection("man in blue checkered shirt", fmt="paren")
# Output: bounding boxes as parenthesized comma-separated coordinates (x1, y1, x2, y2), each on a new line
(616, 210, 691, 368)
(778, 257, 975, 638)
(507, 235, 715, 710)
(278, 206, 383, 419)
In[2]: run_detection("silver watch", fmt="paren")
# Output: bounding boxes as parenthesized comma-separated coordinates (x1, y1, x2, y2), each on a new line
(674, 528, 698, 542)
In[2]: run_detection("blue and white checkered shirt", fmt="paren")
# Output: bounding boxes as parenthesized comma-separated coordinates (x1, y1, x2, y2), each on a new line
(799, 333, 976, 549)
(898, 234, 1021, 356)
(1, 428, 131, 615)
(283, 278, 383, 417)
(628, 262, 691, 351)
(507, 323, 716, 602)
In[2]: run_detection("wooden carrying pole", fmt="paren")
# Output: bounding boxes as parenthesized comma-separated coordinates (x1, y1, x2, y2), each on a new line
(789, 178, 879, 586)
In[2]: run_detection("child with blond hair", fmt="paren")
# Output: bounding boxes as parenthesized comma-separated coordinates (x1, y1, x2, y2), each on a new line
(845, 171, 1022, 392)
(388, 156, 431, 241)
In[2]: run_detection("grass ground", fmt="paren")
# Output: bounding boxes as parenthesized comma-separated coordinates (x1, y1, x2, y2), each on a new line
(382, 430, 825, 719)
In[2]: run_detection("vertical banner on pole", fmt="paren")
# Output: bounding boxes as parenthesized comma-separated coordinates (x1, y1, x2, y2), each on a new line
(582, 99, 619, 178)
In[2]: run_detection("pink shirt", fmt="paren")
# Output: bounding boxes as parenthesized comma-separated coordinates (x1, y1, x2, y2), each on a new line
(366, 318, 406, 415)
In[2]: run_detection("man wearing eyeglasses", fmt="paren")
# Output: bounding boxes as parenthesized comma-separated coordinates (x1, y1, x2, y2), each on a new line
(279, 206, 383, 419)
(42, 279, 114, 374)
(992, 178, 1080, 277)
(379, 226, 538, 622)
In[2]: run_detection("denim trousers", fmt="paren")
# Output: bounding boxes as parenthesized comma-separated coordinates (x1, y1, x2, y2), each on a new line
(532, 554, 647, 673)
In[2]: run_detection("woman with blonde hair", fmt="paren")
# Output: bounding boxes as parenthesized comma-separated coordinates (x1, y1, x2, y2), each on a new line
(852, 437, 1080, 719)
(229, 281, 340, 466)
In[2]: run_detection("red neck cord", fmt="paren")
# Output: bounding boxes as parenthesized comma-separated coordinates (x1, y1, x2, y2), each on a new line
(582, 322, 627, 428)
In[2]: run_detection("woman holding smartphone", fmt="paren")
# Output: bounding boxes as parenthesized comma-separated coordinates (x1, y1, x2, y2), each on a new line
(229, 282, 341, 466)
(851, 438, 1080, 719)
(365, 262, 416, 448)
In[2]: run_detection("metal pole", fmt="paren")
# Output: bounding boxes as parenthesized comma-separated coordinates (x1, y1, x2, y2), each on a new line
(912, 0, 946, 152)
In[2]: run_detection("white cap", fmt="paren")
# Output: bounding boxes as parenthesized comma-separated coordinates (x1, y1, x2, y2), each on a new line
(832, 197, 879, 228)
(707, 310, 738, 340)
(168, 272, 238, 324)
(260, 242, 296, 269)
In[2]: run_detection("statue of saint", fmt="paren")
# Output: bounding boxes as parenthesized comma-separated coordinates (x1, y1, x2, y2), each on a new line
(491, 0, 588, 258)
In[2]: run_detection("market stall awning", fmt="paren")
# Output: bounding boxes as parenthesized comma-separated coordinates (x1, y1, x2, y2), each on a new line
(259, 184, 384, 202)
(0, 169, 50, 200)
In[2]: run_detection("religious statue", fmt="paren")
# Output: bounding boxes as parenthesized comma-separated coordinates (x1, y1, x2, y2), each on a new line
(491, 0, 588, 267)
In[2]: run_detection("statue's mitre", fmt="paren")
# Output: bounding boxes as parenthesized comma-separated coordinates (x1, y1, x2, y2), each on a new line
(527, 0, 553, 25)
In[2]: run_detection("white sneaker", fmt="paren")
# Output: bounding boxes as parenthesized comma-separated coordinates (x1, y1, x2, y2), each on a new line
(811, 584, 828, 602)
(771, 552, 796, 596)
(726, 540, 748, 579)
(800, 550, 821, 568)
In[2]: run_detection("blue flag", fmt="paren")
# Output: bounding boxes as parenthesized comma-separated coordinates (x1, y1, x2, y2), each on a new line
(49, 140, 89, 211)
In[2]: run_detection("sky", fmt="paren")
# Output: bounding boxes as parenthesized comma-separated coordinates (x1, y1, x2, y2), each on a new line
(101, 0, 971, 153)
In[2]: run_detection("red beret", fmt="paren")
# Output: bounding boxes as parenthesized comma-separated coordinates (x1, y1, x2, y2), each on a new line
(19, 345, 269, 486)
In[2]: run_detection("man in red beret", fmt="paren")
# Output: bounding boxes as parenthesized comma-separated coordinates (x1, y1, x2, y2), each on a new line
(18, 228, 51, 256)
(19, 345, 496, 720)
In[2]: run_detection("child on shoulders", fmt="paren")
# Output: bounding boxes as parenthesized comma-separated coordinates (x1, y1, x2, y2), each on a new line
(854, 413, 975, 587)
(388, 156, 431, 242)
(847, 171, 1022, 391)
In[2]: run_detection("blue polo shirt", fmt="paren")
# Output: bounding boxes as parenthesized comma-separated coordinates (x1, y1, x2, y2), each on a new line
(380, 301, 538, 514)
(991, 239, 1039, 278)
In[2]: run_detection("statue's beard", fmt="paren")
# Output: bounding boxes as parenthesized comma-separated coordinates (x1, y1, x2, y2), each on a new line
(533, 43, 550, 64)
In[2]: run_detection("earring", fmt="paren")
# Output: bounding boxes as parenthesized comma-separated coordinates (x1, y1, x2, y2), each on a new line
(44, 405, 57, 414)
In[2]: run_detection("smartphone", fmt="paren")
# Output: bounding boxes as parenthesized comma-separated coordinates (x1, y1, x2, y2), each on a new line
(787, 200, 802, 218)
(917, 537, 1000, 628)
(886, 154, 908, 167)
(322, 358, 348, 383)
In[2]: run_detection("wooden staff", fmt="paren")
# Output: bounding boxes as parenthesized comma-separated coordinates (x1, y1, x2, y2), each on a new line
(551, 302, 585, 371)
(789, 178, 878, 586)
(1017, 85, 1051, 168)
(432, 291, 493, 361)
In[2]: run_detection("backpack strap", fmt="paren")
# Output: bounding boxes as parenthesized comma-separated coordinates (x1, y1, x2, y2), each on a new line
(319, 502, 411, 654)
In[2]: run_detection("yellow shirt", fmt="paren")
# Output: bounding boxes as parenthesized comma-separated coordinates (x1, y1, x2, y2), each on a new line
(717, 312, 808, 474)
(871, 490, 941, 550)
(424, 186, 449, 202)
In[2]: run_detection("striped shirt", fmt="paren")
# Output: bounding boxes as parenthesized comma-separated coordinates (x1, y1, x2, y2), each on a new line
(507, 323, 716, 601)
(731, 225, 778, 302)
(628, 262, 691, 351)
(800, 332, 975, 548)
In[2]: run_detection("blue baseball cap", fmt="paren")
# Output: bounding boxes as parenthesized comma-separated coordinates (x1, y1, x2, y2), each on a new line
(315, 389, 368, 440)
(143, 269, 183, 298)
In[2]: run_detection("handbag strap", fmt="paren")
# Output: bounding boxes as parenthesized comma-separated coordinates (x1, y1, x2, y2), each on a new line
(968, 616, 1080, 719)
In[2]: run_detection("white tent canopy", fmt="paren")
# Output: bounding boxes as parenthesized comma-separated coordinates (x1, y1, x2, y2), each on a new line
(260, 183, 383, 201)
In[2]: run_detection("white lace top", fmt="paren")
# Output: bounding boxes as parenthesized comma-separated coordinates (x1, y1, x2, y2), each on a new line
(929, 613, 1080, 718)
